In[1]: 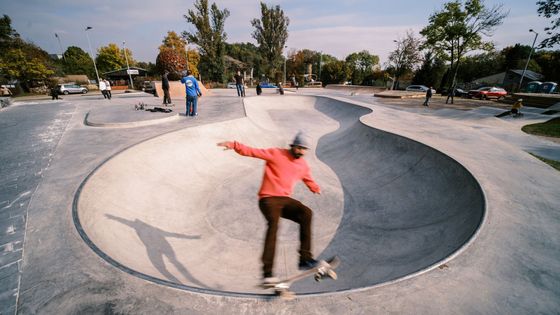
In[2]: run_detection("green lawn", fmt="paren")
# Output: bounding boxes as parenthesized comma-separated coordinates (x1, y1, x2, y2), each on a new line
(522, 117, 560, 138)
(530, 153, 560, 171)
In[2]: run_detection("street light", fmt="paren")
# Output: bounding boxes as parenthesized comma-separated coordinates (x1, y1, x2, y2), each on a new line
(54, 33, 65, 61)
(123, 41, 134, 89)
(84, 26, 100, 85)
(283, 45, 288, 85)
(518, 29, 539, 92)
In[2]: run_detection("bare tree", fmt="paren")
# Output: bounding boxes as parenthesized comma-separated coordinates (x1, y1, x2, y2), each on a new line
(537, 0, 560, 48)
(387, 30, 423, 90)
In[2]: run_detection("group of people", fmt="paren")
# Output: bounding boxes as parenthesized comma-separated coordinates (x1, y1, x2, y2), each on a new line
(99, 79, 112, 100)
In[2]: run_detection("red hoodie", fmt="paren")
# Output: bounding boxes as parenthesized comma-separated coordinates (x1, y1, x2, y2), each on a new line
(231, 141, 321, 199)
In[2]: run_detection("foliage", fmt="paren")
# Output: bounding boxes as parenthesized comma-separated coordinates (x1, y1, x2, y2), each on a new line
(345, 50, 380, 86)
(533, 49, 560, 82)
(420, 0, 508, 90)
(537, 0, 560, 48)
(320, 59, 350, 85)
(388, 30, 423, 89)
(0, 14, 19, 49)
(62, 46, 96, 78)
(157, 31, 200, 79)
(95, 43, 134, 74)
(251, 2, 290, 78)
(224, 42, 263, 81)
(183, 0, 230, 83)
(412, 51, 447, 88)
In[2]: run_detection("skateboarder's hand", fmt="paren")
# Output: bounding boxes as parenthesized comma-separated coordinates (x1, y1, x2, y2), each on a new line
(217, 141, 233, 150)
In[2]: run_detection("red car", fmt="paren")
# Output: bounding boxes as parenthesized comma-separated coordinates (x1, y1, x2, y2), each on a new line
(467, 87, 507, 100)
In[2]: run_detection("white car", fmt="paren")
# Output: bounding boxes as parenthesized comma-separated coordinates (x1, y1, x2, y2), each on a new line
(57, 84, 88, 95)
(405, 85, 435, 93)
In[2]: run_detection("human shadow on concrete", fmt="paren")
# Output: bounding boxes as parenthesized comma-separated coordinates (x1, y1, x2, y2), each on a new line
(105, 214, 206, 287)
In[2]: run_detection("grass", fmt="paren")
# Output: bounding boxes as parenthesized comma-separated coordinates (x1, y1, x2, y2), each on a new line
(529, 153, 560, 171)
(521, 117, 560, 138)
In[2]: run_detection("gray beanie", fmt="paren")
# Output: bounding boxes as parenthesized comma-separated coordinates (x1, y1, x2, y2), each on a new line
(291, 131, 312, 148)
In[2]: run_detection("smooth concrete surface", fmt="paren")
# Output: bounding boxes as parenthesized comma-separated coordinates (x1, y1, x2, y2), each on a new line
(7, 88, 560, 314)
(75, 95, 484, 295)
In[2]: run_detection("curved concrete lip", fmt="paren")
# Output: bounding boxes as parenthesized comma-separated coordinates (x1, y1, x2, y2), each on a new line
(74, 95, 485, 298)
(84, 111, 181, 128)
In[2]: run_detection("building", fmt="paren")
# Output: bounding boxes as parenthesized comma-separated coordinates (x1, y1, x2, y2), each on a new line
(102, 67, 148, 88)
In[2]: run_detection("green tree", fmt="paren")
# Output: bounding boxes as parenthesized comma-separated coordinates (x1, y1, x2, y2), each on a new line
(225, 42, 263, 80)
(345, 50, 380, 86)
(533, 49, 560, 82)
(320, 59, 350, 85)
(183, 0, 230, 83)
(251, 2, 290, 79)
(420, 0, 508, 91)
(95, 43, 136, 74)
(388, 30, 423, 89)
(0, 14, 19, 51)
(62, 46, 96, 77)
(537, 0, 560, 48)
(412, 51, 447, 88)
(455, 50, 503, 83)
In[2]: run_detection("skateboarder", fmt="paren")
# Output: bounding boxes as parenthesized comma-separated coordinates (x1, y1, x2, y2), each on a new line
(217, 132, 321, 285)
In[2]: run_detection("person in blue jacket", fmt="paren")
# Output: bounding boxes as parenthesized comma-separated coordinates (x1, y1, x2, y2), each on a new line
(180, 70, 202, 116)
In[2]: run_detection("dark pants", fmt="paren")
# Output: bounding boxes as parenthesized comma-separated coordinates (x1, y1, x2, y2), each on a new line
(258, 196, 313, 277)
(163, 88, 171, 104)
(186, 95, 198, 116)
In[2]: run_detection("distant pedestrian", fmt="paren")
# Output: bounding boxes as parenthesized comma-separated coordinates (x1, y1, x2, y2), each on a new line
(104, 79, 112, 99)
(423, 86, 433, 106)
(162, 71, 171, 105)
(445, 85, 455, 104)
(256, 82, 262, 96)
(278, 83, 284, 95)
(99, 79, 107, 99)
(180, 70, 202, 116)
(234, 70, 245, 97)
(50, 86, 60, 100)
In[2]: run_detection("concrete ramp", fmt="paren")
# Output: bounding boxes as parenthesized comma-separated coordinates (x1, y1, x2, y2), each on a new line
(75, 95, 485, 296)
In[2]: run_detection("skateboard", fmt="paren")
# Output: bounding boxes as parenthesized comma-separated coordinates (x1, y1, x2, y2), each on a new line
(261, 256, 340, 300)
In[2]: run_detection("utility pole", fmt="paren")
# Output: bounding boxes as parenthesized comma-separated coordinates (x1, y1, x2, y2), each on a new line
(123, 41, 134, 89)
(85, 26, 100, 84)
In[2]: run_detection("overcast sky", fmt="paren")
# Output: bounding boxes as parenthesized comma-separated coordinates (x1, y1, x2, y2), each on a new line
(2, 0, 555, 65)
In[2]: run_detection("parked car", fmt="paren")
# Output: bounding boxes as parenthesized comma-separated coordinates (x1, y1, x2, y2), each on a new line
(227, 82, 237, 89)
(467, 86, 507, 100)
(405, 85, 436, 93)
(57, 84, 88, 95)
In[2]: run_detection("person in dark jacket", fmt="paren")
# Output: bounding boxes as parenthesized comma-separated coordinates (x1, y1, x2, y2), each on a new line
(162, 71, 171, 105)
(423, 86, 433, 106)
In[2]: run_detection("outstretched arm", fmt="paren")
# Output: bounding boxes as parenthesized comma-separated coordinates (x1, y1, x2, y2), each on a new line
(216, 141, 274, 160)
(217, 141, 234, 150)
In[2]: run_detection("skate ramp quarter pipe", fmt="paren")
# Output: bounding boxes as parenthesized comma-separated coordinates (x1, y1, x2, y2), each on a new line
(74, 95, 485, 296)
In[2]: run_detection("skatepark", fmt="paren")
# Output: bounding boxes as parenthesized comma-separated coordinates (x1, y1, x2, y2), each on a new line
(2, 88, 559, 313)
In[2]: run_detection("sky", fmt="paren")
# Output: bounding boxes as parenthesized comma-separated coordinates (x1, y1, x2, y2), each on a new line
(1, 0, 556, 65)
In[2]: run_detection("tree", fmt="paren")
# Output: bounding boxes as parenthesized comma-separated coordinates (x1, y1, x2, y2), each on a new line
(224, 42, 263, 81)
(157, 31, 199, 79)
(533, 49, 560, 82)
(251, 2, 290, 79)
(95, 43, 132, 74)
(0, 14, 19, 50)
(537, 0, 560, 48)
(320, 59, 350, 85)
(62, 46, 96, 77)
(0, 42, 54, 91)
(183, 0, 230, 82)
(345, 50, 380, 86)
(420, 0, 508, 91)
(412, 51, 447, 88)
(387, 30, 423, 89)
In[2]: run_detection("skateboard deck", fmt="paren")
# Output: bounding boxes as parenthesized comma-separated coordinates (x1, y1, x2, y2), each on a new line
(261, 256, 340, 300)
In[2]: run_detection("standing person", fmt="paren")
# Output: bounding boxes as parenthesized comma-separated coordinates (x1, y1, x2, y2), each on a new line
(217, 132, 321, 285)
(234, 70, 245, 97)
(445, 85, 455, 104)
(104, 79, 112, 100)
(180, 70, 202, 116)
(99, 79, 107, 99)
(50, 85, 59, 100)
(423, 86, 433, 107)
(256, 82, 262, 96)
(162, 71, 171, 105)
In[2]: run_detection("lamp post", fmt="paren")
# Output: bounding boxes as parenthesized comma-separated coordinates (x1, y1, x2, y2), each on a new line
(283, 45, 288, 85)
(55, 33, 65, 61)
(123, 41, 134, 89)
(185, 41, 190, 72)
(518, 29, 539, 92)
(85, 26, 100, 85)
